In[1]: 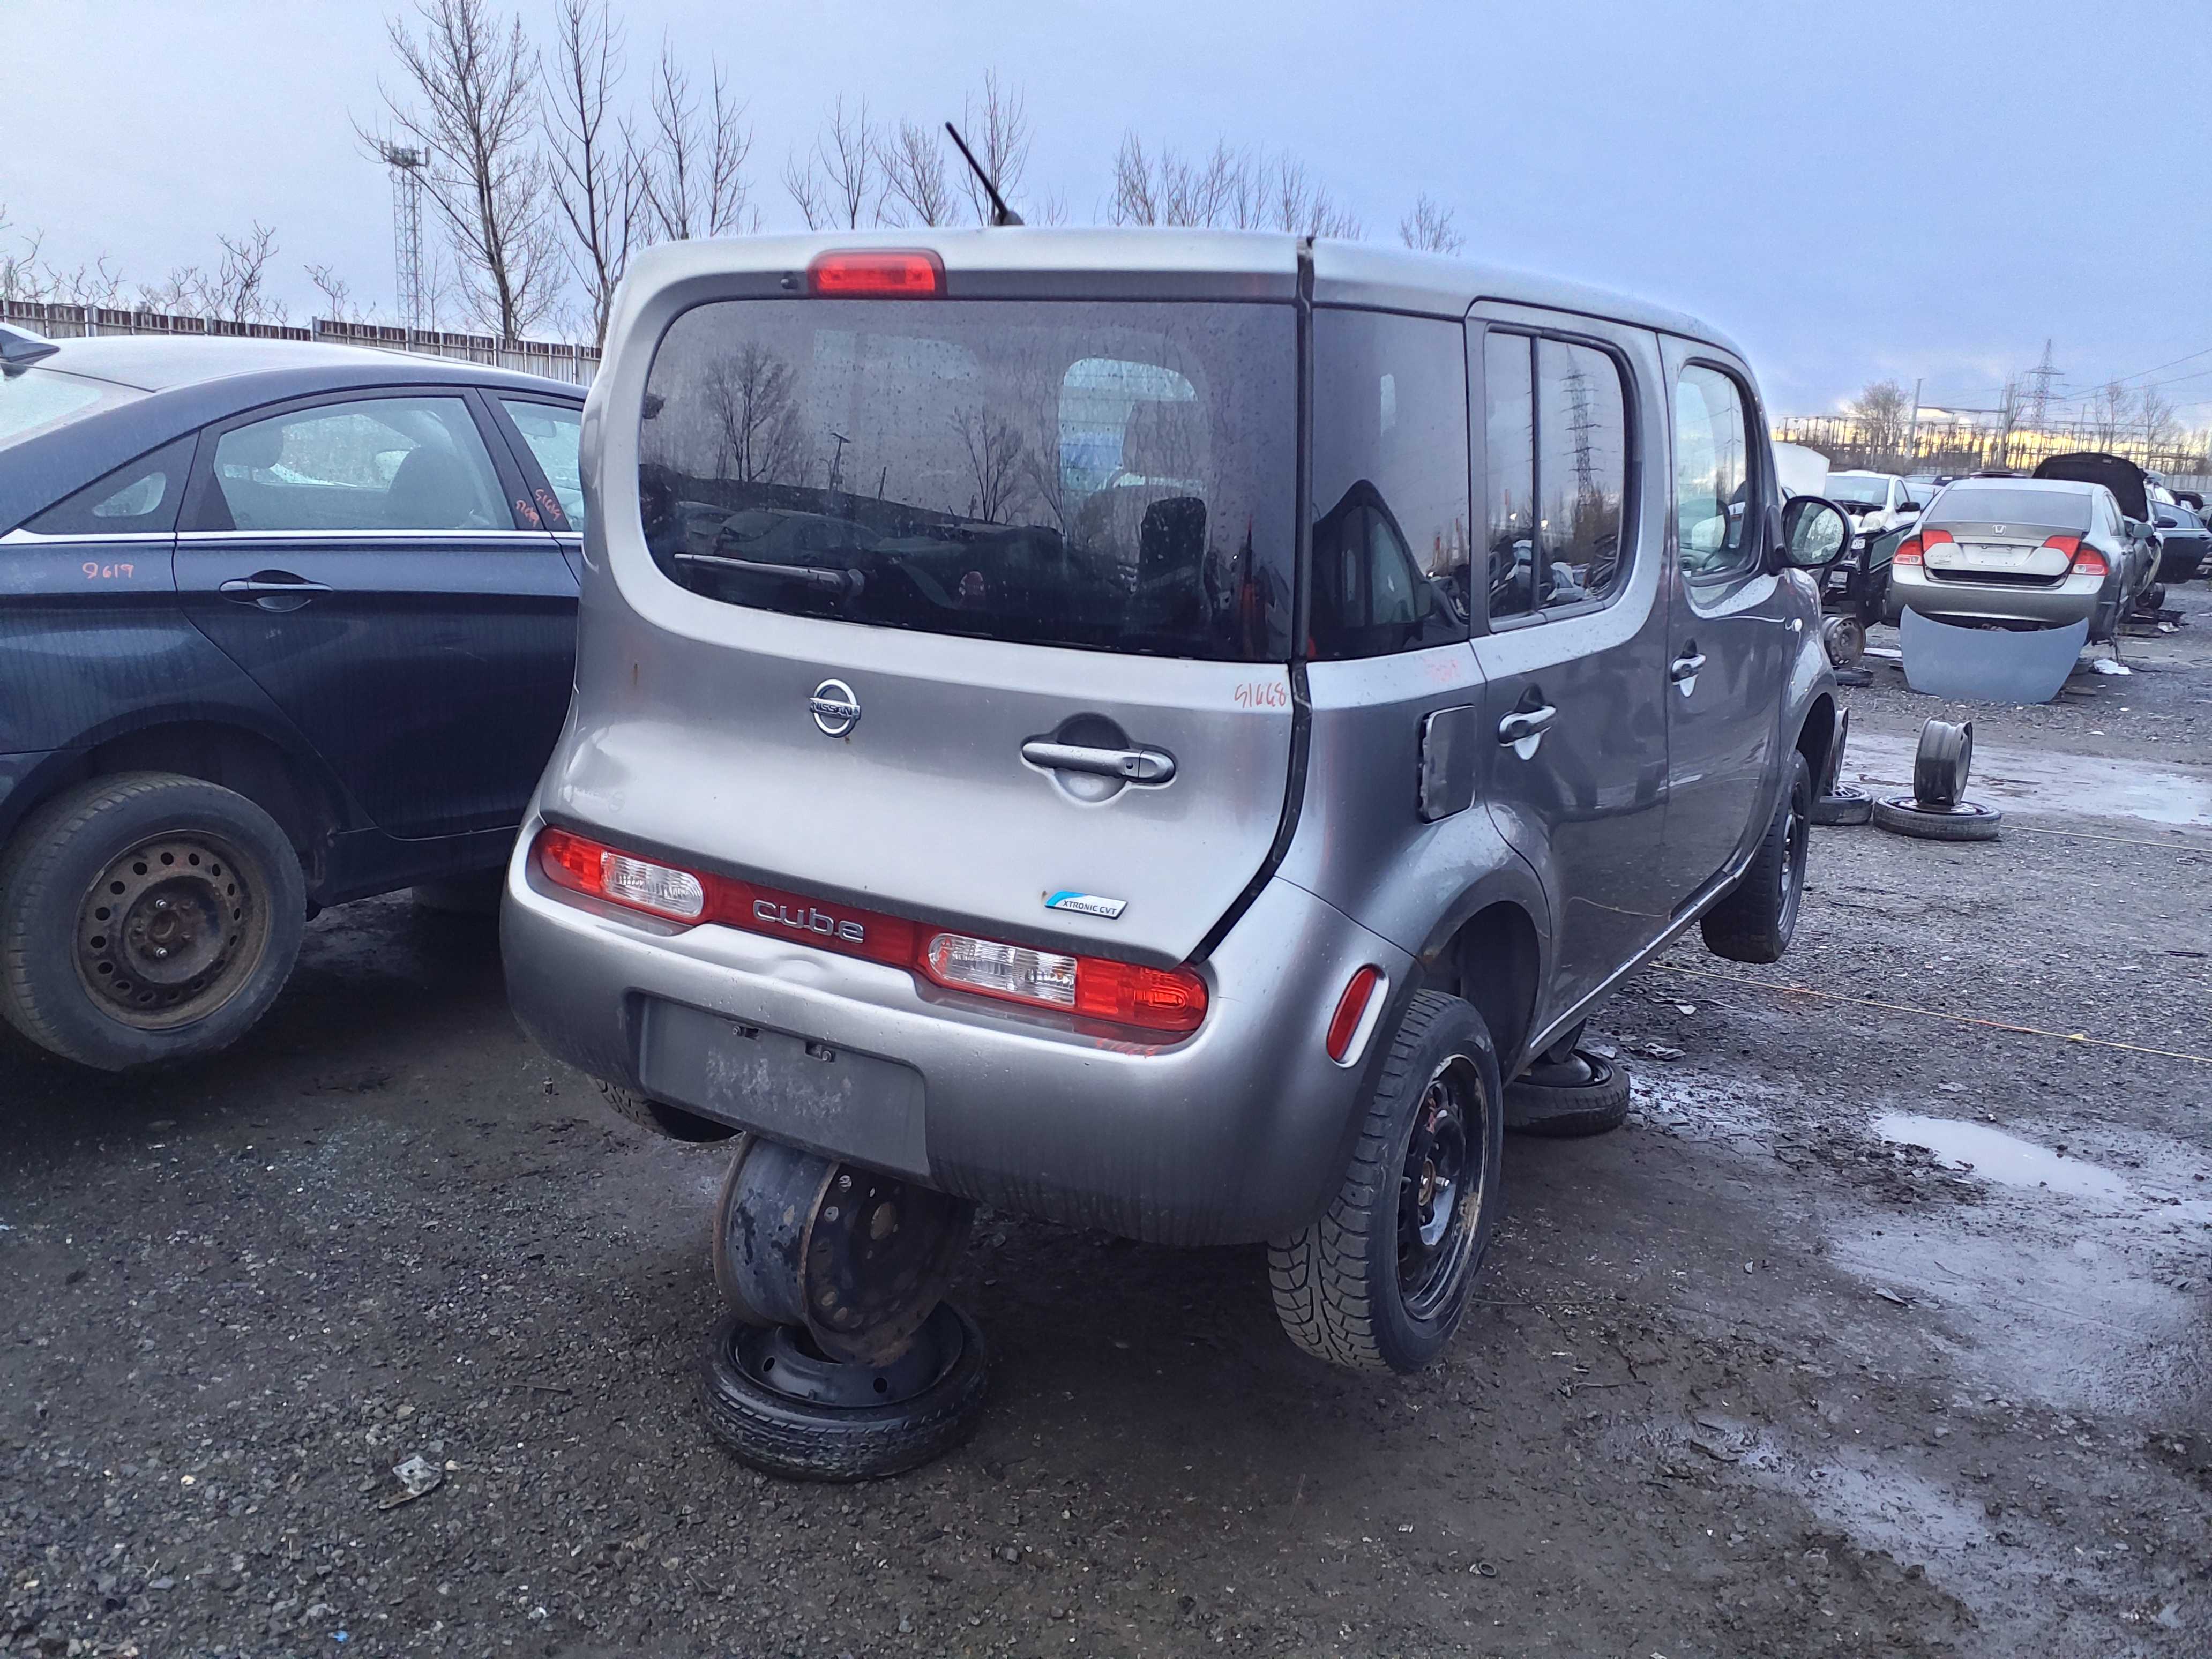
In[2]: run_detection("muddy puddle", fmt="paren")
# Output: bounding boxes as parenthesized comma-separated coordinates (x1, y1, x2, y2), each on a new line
(1873, 1111, 2212, 1227)
(1847, 736, 2212, 828)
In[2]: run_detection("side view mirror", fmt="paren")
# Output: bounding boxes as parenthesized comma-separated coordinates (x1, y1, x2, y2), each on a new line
(1779, 496, 1850, 569)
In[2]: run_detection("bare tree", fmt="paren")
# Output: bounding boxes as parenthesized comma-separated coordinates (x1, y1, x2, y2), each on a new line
(1110, 135, 1357, 235)
(190, 223, 286, 325)
(2136, 385, 2178, 453)
(783, 98, 879, 230)
(952, 403, 1028, 524)
(1261, 155, 1359, 237)
(543, 0, 639, 345)
(632, 39, 754, 244)
(879, 119, 956, 227)
(369, 0, 561, 343)
(1399, 192, 1464, 254)
(1849, 379, 1912, 464)
(1993, 372, 2024, 468)
(2089, 378, 2132, 449)
(305, 262, 369, 324)
(705, 343, 804, 484)
(955, 72, 1031, 223)
(0, 206, 48, 303)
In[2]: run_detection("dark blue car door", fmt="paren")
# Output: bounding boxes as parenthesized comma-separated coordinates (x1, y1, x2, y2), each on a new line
(171, 387, 578, 840)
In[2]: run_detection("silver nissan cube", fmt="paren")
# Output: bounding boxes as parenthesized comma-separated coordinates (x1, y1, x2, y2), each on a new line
(504, 230, 1845, 1375)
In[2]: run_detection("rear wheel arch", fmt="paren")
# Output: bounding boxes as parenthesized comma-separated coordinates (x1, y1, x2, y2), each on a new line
(1425, 900, 1543, 1079)
(1795, 692, 1839, 793)
(78, 721, 342, 887)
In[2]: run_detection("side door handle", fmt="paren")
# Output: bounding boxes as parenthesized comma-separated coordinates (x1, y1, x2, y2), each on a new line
(1020, 739, 1176, 784)
(1670, 649, 1706, 696)
(220, 572, 332, 612)
(1497, 705, 1557, 759)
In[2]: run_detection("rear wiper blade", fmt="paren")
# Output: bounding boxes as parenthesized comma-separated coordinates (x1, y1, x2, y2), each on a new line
(674, 550, 865, 597)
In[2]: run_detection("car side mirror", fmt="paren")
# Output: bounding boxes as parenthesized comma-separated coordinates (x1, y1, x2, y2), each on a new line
(1780, 496, 1850, 568)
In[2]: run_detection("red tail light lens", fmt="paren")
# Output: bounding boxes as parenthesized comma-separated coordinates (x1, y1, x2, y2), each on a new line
(1326, 966, 1384, 1063)
(529, 827, 1206, 1037)
(2046, 534, 2107, 577)
(1895, 527, 1949, 568)
(807, 250, 945, 296)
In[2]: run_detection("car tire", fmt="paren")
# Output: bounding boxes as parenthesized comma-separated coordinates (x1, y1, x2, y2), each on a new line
(595, 1079, 737, 1142)
(1810, 785, 1873, 826)
(1505, 1048, 1631, 1138)
(1700, 749, 1811, 965)
(697, 1301, 989, 1483)
(0, 772, 305, 1070)
(1871, 794, 2003, 842)
(1269, 990, 1504, 1374)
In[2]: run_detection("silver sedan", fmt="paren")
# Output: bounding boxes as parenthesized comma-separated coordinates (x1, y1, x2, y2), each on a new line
(1888, 477, 2149, 641)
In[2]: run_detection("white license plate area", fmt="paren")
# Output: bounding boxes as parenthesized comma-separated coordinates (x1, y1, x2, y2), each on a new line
(1935, 543, 2036, 571)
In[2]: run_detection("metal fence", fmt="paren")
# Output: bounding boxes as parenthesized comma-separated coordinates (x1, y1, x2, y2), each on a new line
(0, 299, 599, 385)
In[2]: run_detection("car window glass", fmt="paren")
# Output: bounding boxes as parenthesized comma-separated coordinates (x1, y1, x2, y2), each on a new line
(1673, 366, 1752, 579)
(1482, 332, 1538, 622)
(25, 435, 197, 535)
(206, 396, 506, 533)
(0, 368, 144, 450)
(500, 398, 584, 532)
(1535, 338, 1630, 608)
(1308, 309, 1470, 659)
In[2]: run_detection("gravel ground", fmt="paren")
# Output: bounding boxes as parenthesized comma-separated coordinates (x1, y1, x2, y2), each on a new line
(3, 590, 2209, 1658)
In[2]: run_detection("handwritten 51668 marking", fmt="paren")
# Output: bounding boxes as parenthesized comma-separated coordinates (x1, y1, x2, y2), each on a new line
(1232, 680, 1289, 709)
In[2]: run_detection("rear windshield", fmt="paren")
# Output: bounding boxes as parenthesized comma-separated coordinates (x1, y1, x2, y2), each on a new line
(0, 367, 143, 449)
(1929, 487, 2091, 532)
(639, 298, 1297, 661)
(1825, 476, 1891, 509)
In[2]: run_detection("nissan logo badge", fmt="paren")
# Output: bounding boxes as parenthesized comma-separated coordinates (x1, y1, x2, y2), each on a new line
(809, 677, 861, 737)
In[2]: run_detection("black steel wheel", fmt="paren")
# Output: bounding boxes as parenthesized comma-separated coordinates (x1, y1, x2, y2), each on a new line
(1821, 613, 1866, 669)
(1700, 749, 1811, 965)
(0, 773, 304, 1069)
(697, 1299, 989, 1483)
(1872, 794, 2003, 842)
(1506, 1048, 1632, 1138)
(1810, 786, 1874, 827)
(1269, 991, 1504, 1373)
(1912, 719, 1973, 808)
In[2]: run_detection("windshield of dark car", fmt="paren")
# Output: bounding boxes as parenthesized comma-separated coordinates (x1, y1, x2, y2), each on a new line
(0, 366, 143, 449)
(1929, 486, 2092, 532)
(639, 297, 1297, 662)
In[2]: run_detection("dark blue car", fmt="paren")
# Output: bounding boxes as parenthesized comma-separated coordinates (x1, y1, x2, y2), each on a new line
(0, 327, 586, 1068)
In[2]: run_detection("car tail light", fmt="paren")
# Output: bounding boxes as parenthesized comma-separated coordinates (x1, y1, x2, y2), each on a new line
(530, 827, 1206, 1037)
(920, 931, 1207, 1034)
(2045, 534, 2107, 576)
(1325, 966, 1385, 1064)
(1894, 527, 1950, 568)
(536, 826, 705, 920)
(807, 250, 944, 296)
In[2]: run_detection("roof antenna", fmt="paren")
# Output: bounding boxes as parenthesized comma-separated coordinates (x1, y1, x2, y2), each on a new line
(945, 121, 1022, 226)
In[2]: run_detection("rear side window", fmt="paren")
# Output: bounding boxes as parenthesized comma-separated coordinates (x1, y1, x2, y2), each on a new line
(1484, 333, 1632, 619)
(640, 299, 1296, 662)
(1928, 487, 2091, 532)
(1672, 366, 1754, 580)
(1307, 310, 1470, 659)
(197, 396, 508, 533)
(0, 368, 141, 449)
(501, 398, 584, 532)
(25, 435, 196, 535)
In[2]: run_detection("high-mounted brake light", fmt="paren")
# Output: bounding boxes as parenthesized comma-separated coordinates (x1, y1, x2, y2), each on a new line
(529, 827, 1206, 1037)
(807, 250, 945, 297)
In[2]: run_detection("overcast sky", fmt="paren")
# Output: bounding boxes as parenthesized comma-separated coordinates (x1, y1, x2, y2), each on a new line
(5, 0, 2208, 420)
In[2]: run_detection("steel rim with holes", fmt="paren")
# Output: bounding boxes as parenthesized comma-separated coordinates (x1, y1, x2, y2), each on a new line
(73, 833, 271, 1029)
(1780, 790, 1807, 932)
(1397, 1055, 1487, 1320)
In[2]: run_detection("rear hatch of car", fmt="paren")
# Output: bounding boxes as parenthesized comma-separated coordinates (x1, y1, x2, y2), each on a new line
(550, 243, 1304, 969)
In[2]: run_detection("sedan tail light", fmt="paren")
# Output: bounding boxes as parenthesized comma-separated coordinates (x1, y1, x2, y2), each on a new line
(2045, 534, 2108, 577)
(1893, 527, 1949, 567)
(530, 826, 1206, 1037)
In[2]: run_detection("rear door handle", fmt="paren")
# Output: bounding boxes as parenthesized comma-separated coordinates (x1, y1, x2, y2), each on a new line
(1020, 740, 1176, 784)
(1670, 653, 1707, 683)
(1497, 706, 1556, 749)
(219, 573, 332, 611)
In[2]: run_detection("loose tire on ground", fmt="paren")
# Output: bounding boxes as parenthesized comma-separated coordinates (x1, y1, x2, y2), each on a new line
(1810, 785, 1873, 826)
(1506, 1048, 1631, 1138)
(1700, 749, 1811, 965)
(1871, 794, 2003, 842)
(698, 1301, 989, 1482)
(1269, 991, 1504, 1374)
(0, 772, 305, 1070)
